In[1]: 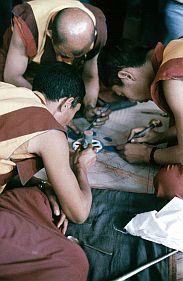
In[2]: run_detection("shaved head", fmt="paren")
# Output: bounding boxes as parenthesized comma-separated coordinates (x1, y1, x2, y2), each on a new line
(52, 8, 96, 58)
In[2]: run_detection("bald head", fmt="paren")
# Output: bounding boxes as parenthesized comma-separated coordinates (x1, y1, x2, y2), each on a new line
(52, 8, 96, 58)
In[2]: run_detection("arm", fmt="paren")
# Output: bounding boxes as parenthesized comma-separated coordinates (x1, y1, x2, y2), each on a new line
(28, 130, 96, 224)
(83, 55, 111, 125)
(153, 79, 183, 165)
(83, 54, 99, 109)
(3, 25, 32, 89)
(118, 80, 183, 165)
(6, 174, 68, 233)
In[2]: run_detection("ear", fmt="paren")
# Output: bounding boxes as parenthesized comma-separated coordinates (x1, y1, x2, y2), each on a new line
(60, 97, 74, 112)
(46, 29, 52, 38)
(118, 70, 135, 81)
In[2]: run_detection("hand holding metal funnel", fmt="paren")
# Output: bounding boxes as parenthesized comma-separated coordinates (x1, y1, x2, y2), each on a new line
(127, 119, 162, 143)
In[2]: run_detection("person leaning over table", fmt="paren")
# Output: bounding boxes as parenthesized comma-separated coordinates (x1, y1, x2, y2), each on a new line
(0, 62, 96, 281)
(98, 38, 183, 199)
(0, 0, 110, 132)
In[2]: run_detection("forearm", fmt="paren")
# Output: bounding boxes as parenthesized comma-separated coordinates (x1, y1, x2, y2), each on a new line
(55, 166, 92, 224)
(83, 76, 99, 108)
(156, 126, 177, 144)
(151, 145, 183, 165)
(56, 159, 92, 223)
(73, 164, 92, 203)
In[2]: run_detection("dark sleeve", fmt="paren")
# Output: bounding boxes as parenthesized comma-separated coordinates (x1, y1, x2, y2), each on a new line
(12, 3, 38, 58)
(84, 3, 107, 60)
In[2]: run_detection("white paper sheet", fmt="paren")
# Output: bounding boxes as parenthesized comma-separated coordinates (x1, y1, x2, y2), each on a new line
(125, 197, 183, 252)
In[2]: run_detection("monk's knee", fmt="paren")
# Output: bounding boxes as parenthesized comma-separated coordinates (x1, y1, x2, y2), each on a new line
(63, 238, 89, 281)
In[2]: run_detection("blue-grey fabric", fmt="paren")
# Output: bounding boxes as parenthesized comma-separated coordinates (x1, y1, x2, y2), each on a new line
(66, 189, 173, 281)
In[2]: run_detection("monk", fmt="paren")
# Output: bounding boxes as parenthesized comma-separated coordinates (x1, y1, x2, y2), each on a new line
(98, 38, 183, 199)
(0, 62, 96, 281)
(0, 0, 110, 129)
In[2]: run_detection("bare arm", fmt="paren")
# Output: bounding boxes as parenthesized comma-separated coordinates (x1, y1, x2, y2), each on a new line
(153, 79, 183, 164)
(83, 54, 111, 125)
(83, 54, 99, 108)
(3, 25, 32, 89)
(118, 80, 183, 165)
(28, 130, 96, 224)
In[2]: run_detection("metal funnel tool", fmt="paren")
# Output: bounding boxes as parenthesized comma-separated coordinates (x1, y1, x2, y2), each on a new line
(127, 119, 162, 143)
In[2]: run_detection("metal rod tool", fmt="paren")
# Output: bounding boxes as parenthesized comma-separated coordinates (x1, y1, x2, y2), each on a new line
(86, 104, 111, 130)
(111, 249, 178, 281)
(67, 236, 113, 255)
(127, 119, 162, 143)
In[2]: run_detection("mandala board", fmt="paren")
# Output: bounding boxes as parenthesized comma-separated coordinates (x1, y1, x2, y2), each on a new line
(69, 101, 169, 194)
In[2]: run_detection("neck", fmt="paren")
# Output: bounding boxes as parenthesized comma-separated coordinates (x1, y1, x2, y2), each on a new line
(45, 100, 57, 115)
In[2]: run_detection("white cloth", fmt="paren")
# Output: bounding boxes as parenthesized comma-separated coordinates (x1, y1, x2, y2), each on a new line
(124, 197, 183, 252)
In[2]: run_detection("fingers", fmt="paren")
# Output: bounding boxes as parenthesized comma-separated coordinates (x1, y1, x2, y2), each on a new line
(73, 145, 82, 164)
(84, 107, 96, 121)
(49, 194, 60, 216)
(43, 185, 68, 234)
(127, 127, 145, 143)
(85, 144, 97, 155)
(57, 211, 68, 234)
(130, 137, 146, 143)
(85, 106, 111, 125)
(61, 219, 68, 235)
(76, 144, 97, 168)
(116, 144, 126, 160)
(67, 120, 81, 135)
(91, 142, 100, 153)
(92, 115, 110, 127)
(84, 145, 97, 163)
(116, 143, 125, 151)
(57, 211, 66, 228)
(95, 107, 111, 116)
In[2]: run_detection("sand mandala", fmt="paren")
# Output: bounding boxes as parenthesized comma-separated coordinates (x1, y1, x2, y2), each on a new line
(69, 101, 169, 194)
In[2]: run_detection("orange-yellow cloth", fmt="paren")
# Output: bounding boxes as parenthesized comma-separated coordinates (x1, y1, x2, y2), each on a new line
(0, 82, 65, 191)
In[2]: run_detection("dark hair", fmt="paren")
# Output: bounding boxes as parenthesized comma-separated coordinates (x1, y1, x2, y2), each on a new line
(32, 62, 85, 101)
(98, 40, 148, 88)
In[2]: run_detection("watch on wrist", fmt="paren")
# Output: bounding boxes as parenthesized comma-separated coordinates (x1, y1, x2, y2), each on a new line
(149, 147, 157, 165)
(38, 180, 48, 190)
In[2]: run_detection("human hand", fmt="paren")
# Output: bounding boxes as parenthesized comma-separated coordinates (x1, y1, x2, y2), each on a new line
(84, 105, 111, 127)
(116, 143, 151, 164)
(73, 144, 97, 171)
(127, 127, 163, 145)
(55, 209, 68, 235)
(67, 120, 81, 135)
(43, 183, 68, 234)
